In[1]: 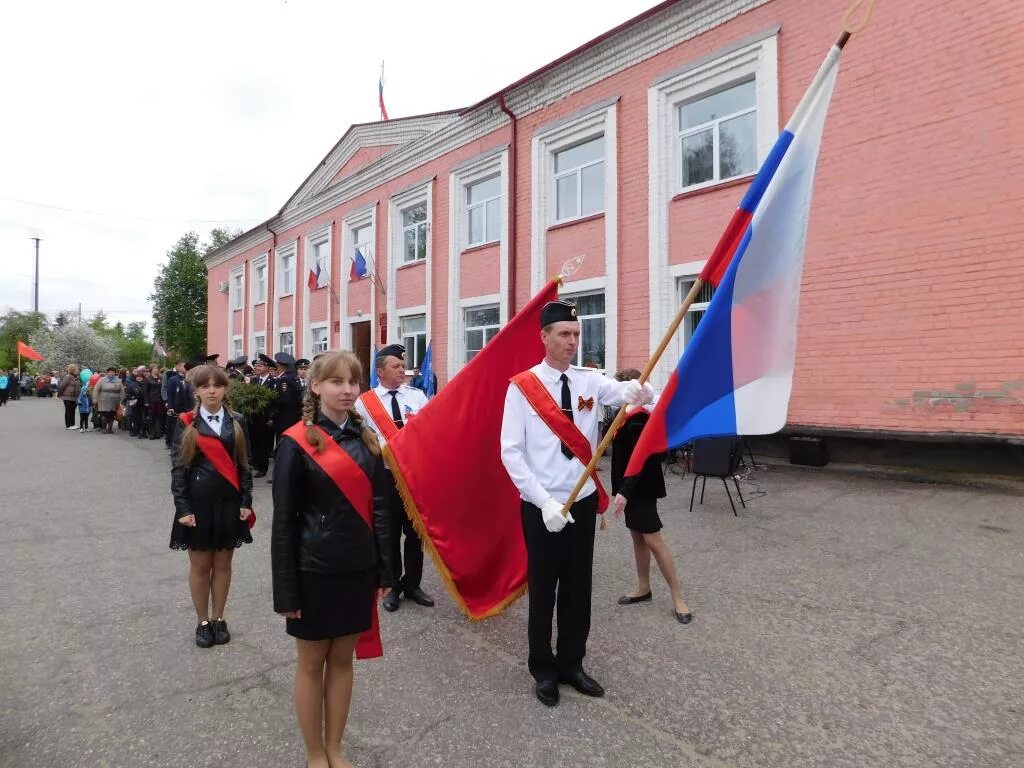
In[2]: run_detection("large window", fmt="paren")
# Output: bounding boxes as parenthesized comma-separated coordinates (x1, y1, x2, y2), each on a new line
(254, 334, 266, 357)
(279, 251, 295, 295)
(464, 305, 500, 362)
(466, 176, 501, 246)
(554, 135, 604, 222)
(310, 238, 329, 288)
(253, 262, 267, 304)
(400, 315, 427, 369)
(352, 223, 372, 276)
(564, 292, 605, 369)
(677, 278, 717, 346)
(232, 336, 243, 358)
(679, 79, 757, 188)
(310, 327, 328, 355)
(279, 331, 294, 356)
(230, 271, 243, 310)
(402, 203, 427, 263)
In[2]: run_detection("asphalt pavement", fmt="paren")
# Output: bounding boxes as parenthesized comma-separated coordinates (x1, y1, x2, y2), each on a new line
(1, 396, 1022, 768)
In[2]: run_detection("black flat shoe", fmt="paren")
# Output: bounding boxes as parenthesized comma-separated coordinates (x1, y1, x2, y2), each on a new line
(617, 591, 652, 605)
(675, 611, 693, 624)
(212, 618, 231, 644)
(559, 669, 604, 697)
(405, 587, 434, 607)
(535, 680, 559, 707)
(382, 591, 400, 612)
(195, 620, 215, 648)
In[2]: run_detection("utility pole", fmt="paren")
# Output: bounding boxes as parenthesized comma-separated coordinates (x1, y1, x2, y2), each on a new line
(31, 237, 41, 313)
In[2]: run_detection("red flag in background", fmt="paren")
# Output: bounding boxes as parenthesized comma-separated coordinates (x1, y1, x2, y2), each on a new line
(385, 279, 560, 619)
(17, 340, 43, 361)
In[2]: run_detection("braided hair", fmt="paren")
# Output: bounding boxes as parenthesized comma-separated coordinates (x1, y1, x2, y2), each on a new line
(175, 365, 248, 467)
(302, 351, 381, 456)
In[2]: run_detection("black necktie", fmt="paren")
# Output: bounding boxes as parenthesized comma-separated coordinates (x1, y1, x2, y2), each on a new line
(388, 390, 404, 428)
(207, 414, 220, 423)
(559, 373, 573, 459)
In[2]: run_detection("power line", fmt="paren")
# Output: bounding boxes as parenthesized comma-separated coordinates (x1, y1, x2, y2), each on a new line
(0, 195, 264, 225)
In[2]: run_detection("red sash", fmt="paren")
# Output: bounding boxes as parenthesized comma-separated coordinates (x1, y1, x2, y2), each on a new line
(358, 391, 401, 443)
(283, 422, 383, 660)
(179, 411, 254, 527)
(510, 371, 609, 514)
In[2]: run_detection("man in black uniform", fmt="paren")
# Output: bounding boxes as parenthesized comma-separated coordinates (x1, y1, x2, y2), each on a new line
(295, 359, 310, 391)
(226, 354, 247, 381)
(271, 353, 304, 446)
(249, 354, 277, 478)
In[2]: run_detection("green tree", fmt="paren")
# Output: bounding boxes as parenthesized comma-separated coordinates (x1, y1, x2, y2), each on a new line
(204, 227, 242, 255)
(54, 311, 73, 328)
(0, 310, 47, 369)
(117, 321, 152, 368)
(150, 232, 207, 359)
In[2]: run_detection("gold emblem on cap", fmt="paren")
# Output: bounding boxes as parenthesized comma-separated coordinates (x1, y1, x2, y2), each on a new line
(570, 308, 576, 317)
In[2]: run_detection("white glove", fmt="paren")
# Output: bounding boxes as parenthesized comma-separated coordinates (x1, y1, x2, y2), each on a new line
(622, 380, 655, 412)
(540, 498, 574, 533)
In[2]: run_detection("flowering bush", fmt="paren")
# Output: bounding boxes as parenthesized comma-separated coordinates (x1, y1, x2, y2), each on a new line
(31, 325, 117, 373)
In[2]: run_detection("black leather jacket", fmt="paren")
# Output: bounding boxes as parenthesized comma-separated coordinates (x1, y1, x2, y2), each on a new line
(271, 413, 393, 613)
(170, 411, 254, 520)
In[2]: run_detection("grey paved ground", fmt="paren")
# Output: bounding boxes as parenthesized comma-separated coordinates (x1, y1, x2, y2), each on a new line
(1, 397, 1022, 768)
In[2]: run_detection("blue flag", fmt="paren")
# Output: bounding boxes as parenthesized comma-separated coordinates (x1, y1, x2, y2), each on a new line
(369, 344, 379, 389)
(420, 340, 435, 397)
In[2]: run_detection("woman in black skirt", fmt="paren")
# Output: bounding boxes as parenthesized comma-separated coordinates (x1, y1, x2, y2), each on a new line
(170, 365, 253, 648)
(272, 350, 392, 768)
(610, 369, 692, 624)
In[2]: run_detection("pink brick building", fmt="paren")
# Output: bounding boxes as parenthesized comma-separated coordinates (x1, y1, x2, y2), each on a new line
(204, 0, 1024, 445)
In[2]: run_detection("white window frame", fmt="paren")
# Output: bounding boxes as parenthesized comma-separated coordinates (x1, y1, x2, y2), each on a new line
(230, 266, 244, 311)
(677, 79, 758, 192)
(463, 302, 501, 363)
(307, 234, 330, 290)
(552, 135, 605, 224)
(251, 256, 267, 305)
(309, 324, 329, 355)
(465, 175, 502, 247)
(303, 225, 332, 359)
(340, 206, 376, 349)
(647, 28, 779, 387)
(231, 334, 244, 359)
(277, 244, 296, 297)
(676, 275, 717, 347)
(253, 333, 266, 358)
(278, 329, 295, 357)
(401, 202, 428, 264)
(562, 289, 606, 371)
(398, 310, 428, 371)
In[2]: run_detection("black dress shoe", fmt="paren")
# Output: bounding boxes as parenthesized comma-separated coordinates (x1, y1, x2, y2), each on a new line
(559, 669, 604, 697)
(617, 591, 652, 605)
(254, 470, 266, 478)
(404, 587, 434, 607)
(535, 680, 559, 707)
(675, 611, 693, 624)
(212, 618, 231, 644)
(382, 590, 400, 612)
(195, 621, 215, 648)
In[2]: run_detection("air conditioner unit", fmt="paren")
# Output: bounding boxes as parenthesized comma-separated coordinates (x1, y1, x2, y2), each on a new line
(217, 281, 230, 293)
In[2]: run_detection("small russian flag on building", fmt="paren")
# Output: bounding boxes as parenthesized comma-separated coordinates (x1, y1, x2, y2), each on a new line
(379, 62, 388, 121)
(307, 260, 322, 291)
(350, 248, 368, 281)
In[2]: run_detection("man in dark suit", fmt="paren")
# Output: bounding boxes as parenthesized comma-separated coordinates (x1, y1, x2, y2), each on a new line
(271, 353, 304, 444)
(249, 354, 277, 478)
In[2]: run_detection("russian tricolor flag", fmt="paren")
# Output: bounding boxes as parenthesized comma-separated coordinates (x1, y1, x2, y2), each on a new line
(625, 43, 842, 478)
(350, 248, 368, 281)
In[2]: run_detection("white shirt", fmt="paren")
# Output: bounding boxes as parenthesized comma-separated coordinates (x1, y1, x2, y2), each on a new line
(354, 383, 429, 447)
(500, 361, 631, 508)
(200, 405, 225, 436)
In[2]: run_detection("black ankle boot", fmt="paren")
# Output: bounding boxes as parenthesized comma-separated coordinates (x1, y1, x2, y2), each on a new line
(212, 618, 230, 645)
(195, 620, 215, 648)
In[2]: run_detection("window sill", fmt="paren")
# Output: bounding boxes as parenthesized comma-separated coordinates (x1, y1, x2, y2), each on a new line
(277, 293, 294, 300)
(547, 212, 605, 232)
(252, 300, 266, 307)
(461, 240, 500, 255)
(397, 259, 427, 271)
(672, 174, 754, 202)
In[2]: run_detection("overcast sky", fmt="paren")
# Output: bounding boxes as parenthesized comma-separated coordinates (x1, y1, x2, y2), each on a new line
(0, 0, 657, 334)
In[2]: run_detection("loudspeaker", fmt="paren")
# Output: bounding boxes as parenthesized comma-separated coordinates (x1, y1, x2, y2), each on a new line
(789, 436, 829, 467)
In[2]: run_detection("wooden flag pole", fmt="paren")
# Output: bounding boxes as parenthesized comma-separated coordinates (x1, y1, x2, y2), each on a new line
(560, 0, 878, 519)
(560, 278, 707, 518)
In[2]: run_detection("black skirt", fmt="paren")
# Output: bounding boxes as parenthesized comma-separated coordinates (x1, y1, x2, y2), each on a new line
(624, 498, 663, 534)
(286, 569, 376, 641)
(169, 497, 253, 551)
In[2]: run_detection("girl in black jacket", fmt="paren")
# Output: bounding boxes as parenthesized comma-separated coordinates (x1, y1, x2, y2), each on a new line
(272, 350, 392, 768)
(610, 369, 692, 625)
(170, 365, 253, 648)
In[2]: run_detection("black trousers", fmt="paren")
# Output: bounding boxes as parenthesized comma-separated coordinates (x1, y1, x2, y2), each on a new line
(388, 471, 423, 592)
(0, 389, 9, 406)
(63, 399, 76, 427)
(250, 418, 272, 473)
(521, 492, 598, 683)
(79, 411, 89, 429)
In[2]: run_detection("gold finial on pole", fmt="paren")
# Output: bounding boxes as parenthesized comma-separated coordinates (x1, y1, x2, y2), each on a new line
(843, 0, 878, 34)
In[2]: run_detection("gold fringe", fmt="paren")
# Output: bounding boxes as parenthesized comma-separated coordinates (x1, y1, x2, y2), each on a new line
(383, 446, 527, 621)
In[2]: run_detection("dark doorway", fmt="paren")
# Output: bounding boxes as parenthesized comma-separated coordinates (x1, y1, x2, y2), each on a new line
(352, 321, 371, 390)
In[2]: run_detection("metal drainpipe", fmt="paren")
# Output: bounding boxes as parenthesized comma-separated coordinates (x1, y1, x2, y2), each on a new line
(498, 94, 517, 316)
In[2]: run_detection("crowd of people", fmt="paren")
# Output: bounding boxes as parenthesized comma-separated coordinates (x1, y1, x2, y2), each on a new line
(21, 299, 692, 768)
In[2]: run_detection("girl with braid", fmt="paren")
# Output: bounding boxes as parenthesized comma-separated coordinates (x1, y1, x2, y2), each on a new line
(169, 365, 254, 648)
(271, 350, 393, 768)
